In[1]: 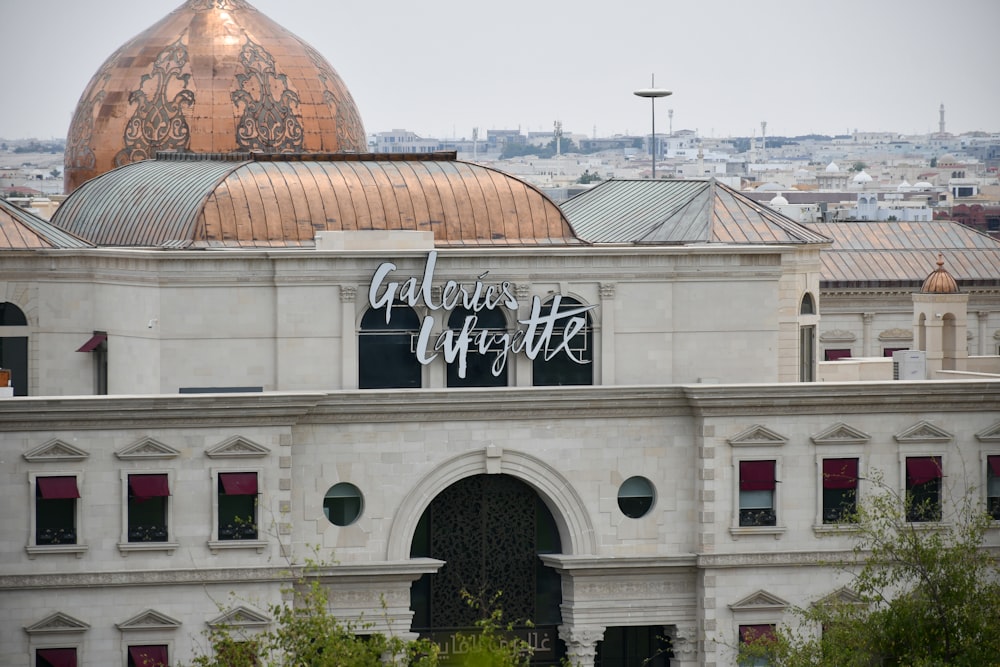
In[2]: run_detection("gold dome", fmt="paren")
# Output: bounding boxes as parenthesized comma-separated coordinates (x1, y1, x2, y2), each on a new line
(920, 254, 960, 294)
(64, 0, 365, 193)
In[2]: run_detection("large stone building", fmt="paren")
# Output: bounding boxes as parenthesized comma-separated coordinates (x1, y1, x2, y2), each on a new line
(1, 2, 999, 667)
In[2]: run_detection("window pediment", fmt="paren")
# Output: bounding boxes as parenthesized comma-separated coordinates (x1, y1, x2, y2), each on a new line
(819, 329, 856, 342)
(205, 436, 270, 458)
(206, 605, 271, 629)
(115, 437, 180, 460)
(115, 609, 182, 631)
(23, 439, 89, 462)
(894, 421, 953, 444)
(24, 611, 90, 634)
(729, 590, 789, 612)
(878, 328, 913, 342)
(813, 586, 864, 608)
(975, 422, 1000, 442)
(728, 425, 788, 448)
(811, 422, 871, 446)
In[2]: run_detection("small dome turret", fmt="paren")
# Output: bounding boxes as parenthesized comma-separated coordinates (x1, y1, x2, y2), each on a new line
(920, 254, 960, 294)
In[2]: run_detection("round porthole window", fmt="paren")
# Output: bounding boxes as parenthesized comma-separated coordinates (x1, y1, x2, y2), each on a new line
(617, 476, 655, 518)
(323, 482, 363, 526)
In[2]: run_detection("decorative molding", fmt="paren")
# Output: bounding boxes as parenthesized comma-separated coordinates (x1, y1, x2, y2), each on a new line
(115, 437, 180, 460)
(810, 422, 870, 446)
(23, 439, 89, 462)
(893, 420, 953, 444)
(975, 422, 1000, 442)
(515, 283, 531, 301)
(339, 286, 357, 303)
(727, 425, 788, 447)
(24, 611, 90, 635)
(206, 606, 270, 630)
(878, 328, 913, 342)
(205, 435, 270, 458)
(729, 590, 790, 613)
(599, 283, 616, 299)
(818, 329, 856, 342)
(116, 609, 182, 631)
(813, 586, 864, 608)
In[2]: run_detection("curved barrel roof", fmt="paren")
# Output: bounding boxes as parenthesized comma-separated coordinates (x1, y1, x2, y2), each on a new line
(52, 153, 578, 248)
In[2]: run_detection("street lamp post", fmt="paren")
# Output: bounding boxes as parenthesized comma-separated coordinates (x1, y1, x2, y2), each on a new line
(633, 75, 672, 179)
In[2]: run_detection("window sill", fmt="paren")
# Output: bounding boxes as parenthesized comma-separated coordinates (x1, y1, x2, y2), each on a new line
(905, 521, 951, 531)
(26, 543, 89, 559)
(118, 541, 178, 556)
(729, 526, 785, 539)
(813, 524, 860, 536)
(208, 539, 267, 554)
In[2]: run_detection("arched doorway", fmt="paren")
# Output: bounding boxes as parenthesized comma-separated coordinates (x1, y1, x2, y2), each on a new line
(410, 473, 565, 664)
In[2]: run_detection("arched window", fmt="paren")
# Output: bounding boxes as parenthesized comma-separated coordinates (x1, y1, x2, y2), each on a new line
(446, 307, 509, 388)
(800, 292, 815, 315)
(358, 301, 421, 389)
(532, 296, 593, 386)
(0, 302, 28, 396)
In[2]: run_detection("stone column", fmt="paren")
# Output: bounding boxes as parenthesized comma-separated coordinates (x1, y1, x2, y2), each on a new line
(669, 624, 699, 667)
(340, 286, 358, 389)
(599, 283, 616, 385)
(978, 311, 989, 356)
(861, 312, 874, 357)
(558, 624, 604, 667)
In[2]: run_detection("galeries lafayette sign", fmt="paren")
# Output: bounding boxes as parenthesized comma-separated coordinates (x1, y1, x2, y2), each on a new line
(368, 252, 596, 378)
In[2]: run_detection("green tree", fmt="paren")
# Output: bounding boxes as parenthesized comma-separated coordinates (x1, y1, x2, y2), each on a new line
(740, 473, 1000, 666)
(575, 170, 602, 185)
(849, 161, 867, 172)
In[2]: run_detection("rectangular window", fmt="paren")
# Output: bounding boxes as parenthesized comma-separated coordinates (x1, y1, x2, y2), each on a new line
(824, 348, 852, 361)
(799, 326, 816, 382)
(883, 347, 908, 357)
(128, 474, 170, 542)
(36, 648, 77, 667)
(739, 460, 776, 527)
(128, 645, 168, 667)
(738, 624, 775, 667)
(822, 458, 859, 523)
(987, 456, 1000, 521)
(36, 476, 79, 545)
(218, 472, 258, 540)
(906, 456, 942, 522)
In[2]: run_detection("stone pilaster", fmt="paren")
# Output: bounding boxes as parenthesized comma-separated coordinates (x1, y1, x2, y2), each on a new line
(599, 282, 615, 385)
(861, 312, 874, 357)
(340, 286, 358, 389)
(669, 624, 699, 666)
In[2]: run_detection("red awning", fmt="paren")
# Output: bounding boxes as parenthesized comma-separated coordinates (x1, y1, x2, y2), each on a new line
(739, 624, 776, 644)
(907, 457, 943, 486)
(740, 460, 776, 491)
(988, 456, 1000, 477)
(76, 333, 107, 352)
(220, 472, 258, 495)
(37, 476, 80, 499)
(129, 474, 170, 500)
(129, 645, 168, 667)
(36, 648, 77, 667)
(823, 458, 859, 489)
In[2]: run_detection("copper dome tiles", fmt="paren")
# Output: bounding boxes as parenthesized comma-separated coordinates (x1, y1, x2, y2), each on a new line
(65, 0, 365, 193)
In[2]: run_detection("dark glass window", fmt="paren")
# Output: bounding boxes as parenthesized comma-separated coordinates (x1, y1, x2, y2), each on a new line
(36, 477, 79, 545)
(218, 473, 258, 540)
(128, 645, 168, 667)
(36, 648, 77, 667)
(359, 301, 421, 389)
(128, 474, 169, 542)
(324, 482, 363, 526)
(824, 348, 852, 361)
(532, 297, 593, 386)
(906, 456, 942, 522)
(617, 476, 655, 518)
(738, 625, 776, 667)
(446, 306, 508, 387)
(822, 458, 858, 523)
(800, 293, 815, 315)
(739, 461, 776, 527)
(987, 456, 1000, 520)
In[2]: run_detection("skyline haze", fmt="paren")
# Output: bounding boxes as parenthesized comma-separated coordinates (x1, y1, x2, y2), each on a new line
(2, 0, 998, 142)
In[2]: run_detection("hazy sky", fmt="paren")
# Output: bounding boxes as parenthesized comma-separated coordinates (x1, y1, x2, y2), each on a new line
(3, 0, 998, 141)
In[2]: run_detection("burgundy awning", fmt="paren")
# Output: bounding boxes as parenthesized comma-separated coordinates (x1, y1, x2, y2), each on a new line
(740, 460, 776, 491)
(129, 645, 168, 667)
(36, 648, 77, 667)
(220, 472, 258, 495)
(76, 333, 107, 352)
(37, 476, 80, 499)
(129, 474, 170, 500)
(988, 456, 1000, 477)
(739, 624, 776, 644)
(907, 457, 942, 486)
(823, 458, 859, 489)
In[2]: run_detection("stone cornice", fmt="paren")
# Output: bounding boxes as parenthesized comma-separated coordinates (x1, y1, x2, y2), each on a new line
(540, 554, 698, 573)
(1, 382, 998, 430)
(0, 559, 443, 592)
